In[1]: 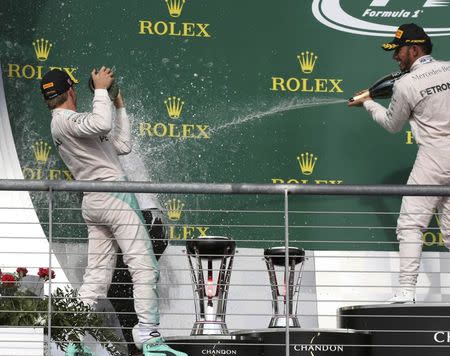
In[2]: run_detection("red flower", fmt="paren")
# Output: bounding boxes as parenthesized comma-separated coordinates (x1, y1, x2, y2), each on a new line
(16, 267, 28, 277)
(1, 273, 16, 285)
(38, 267, 56, 280)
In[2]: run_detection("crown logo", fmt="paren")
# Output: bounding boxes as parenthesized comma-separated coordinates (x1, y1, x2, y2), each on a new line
(164, 96, 184, 119)
(165, 0, 186, 18)
(32, 38, 53, 62)
(165, 199, 185, 221)
(297, 51, 318, 74)
(297, 152, 317, 176)
(32, 140, 52, 163)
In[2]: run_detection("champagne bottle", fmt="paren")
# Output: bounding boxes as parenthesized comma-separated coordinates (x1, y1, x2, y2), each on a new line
(348, 70, 408, 102)
(88, 72, 120, 101)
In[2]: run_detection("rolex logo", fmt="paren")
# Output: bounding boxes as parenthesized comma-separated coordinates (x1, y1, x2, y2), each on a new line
(32, 140, 51, 163)
(164, 96, 184, 119)
(297, 152, 317, 176)
(32, 38, 53, 62)
(297, 51, 318, 74)
(165, 0, 186, 18)
(165, 199, 185, 221)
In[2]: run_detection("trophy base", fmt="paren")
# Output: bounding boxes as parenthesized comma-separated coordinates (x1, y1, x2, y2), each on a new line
(191, 320, 229, 335)
(268, 316, 301, 328)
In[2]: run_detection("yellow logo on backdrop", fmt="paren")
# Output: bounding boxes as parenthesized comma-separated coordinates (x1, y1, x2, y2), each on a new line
(297, 51, 318, 74)
(165, 96, 185, 119)
(405, 130, 416, 145)
(423, 214, 445, 247)
(32, 140, 51, 163)
(165, 199, 185, 221)
(7, 38, 79, 83)
(164, 199, 210, 239)
(297, 152, 317, 175)
(272, 152, 343, 185)
(138, 97, 210, 140)
(22, 139, 73, 180)
(166, 0, 186, 18)
(138, 0, 211, 38)
(270, 51, 343, 94)
(32, 39, 53, 62)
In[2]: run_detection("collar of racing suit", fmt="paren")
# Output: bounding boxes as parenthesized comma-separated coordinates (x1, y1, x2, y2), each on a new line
(410, 55, 434, 72)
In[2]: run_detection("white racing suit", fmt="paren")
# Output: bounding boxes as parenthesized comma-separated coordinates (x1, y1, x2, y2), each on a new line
(363, 55, 450, 287)
(50, 89, 160, 325)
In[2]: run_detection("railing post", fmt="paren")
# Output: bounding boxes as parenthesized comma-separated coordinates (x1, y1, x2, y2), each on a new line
(284, 189, 290, 356)
(47, 187, 53, 355)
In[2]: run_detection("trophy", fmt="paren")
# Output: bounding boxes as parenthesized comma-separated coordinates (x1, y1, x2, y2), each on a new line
(185, 236, 236, 335)
(264, 246, 305, 328)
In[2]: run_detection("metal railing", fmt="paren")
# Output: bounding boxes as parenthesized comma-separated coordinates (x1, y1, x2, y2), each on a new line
(3, 179, 450, 195)
(1, 179, 450, 356)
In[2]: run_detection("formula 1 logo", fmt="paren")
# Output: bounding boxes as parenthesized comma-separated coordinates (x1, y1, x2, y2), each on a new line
(312, 0, 450, 37)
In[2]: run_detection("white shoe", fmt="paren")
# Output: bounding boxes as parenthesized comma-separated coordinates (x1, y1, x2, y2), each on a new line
(132, 324, 143, 350)
(389, 288, 415, 303)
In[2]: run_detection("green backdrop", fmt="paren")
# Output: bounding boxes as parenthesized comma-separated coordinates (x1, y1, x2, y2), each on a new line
(2, 0, 449, 251)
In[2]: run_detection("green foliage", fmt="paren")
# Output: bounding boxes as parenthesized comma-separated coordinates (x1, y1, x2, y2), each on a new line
(0, 288, 47, 327)
(49, 286, 122, 356)
(0, 279, 121, 355)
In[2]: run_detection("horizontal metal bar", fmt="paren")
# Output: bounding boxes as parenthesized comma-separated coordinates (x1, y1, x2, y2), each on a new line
(2, 179, 450, 195)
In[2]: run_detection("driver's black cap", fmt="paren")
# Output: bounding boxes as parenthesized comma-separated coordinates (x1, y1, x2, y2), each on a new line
(382, 23, 432, 51)
(40, 69, 74, 100)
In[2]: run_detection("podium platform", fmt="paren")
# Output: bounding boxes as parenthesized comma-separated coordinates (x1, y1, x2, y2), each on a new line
(338, 304, 450, 356)
(166, 329, 370, 356)
(166, 304, 450, 356)
(232, 329, 371, 356)
(164, 335, 262, 356)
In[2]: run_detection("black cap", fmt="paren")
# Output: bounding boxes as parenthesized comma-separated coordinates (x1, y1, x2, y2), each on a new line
(40, 69, 73, 100)
(382, 23, 432, 51)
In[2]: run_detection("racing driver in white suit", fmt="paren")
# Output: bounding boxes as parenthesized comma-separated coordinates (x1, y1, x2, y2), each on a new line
(349, 23, 450, 303)
(41, 67, 187, 356)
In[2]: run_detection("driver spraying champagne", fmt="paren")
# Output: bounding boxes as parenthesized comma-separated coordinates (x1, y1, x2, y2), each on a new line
(349, 23, 450, 303)
(40, 66, 187, 356)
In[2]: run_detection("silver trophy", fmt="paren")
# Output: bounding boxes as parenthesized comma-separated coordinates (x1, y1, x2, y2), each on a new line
(185, 236, 236, 335)
(263, 246, 305, 328)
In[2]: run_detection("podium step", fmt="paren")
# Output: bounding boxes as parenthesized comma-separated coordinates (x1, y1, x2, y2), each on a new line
(164, 335, 262, 356)
(338, 304, 450, 356)
(233, 329, 370, 356)
(167, 330, 370, 356)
